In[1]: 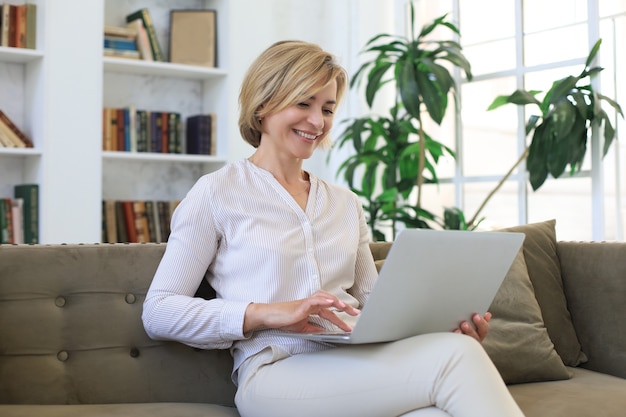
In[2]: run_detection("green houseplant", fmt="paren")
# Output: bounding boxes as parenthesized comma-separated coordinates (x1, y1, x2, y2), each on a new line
(466, 39, 623, 227)
(332, 6, 473, 240)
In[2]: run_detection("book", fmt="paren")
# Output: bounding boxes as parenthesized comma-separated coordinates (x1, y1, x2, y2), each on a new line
(104, 24, 137, 39)
(0, 4, 10, 47)
(169, 10, 216, 68)
(11, 198, 24, 244)
(104, 36, 138, 51)
(103, 48, 141, 60)
(14, 4, 26, 48)
(25, 4, 36, 49)
(0, 198, 10, 243)
(132, 200, 150, 243)
(14, 184, 38, 244)
(126, 8, 164, 62)
(0, 117, 26, 147)
(7, 4, 15, 47)
(103, 199, 117, 243)
(126, 19, 153, 61)
(0, 109, 34, 147)
(144, 200, 160, 242)
(0, 124, 15, 147)
(186, 114, 212, 155)
(115, 201, 128, 243)
(122, 201, 138, 243)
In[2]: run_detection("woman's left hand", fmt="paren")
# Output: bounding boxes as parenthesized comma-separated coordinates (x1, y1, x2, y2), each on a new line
(454, 312, 492, 343)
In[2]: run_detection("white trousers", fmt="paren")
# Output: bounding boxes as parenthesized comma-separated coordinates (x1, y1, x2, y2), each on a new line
(235, 333, 524, 417)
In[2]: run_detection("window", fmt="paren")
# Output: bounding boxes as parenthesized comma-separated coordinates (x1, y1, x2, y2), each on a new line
(402, 0, 625, 240)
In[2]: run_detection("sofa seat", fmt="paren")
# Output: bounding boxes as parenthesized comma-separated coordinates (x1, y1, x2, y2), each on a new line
(508, 367, 626, 417)
(0, 403, 239, 417)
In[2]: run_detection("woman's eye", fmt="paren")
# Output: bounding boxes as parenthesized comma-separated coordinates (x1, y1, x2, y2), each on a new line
(323, 108, 334, 115)
(297, 102, 309, 108)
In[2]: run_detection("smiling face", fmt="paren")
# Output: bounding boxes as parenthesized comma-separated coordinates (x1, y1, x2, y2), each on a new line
(259, 79, 337, 161)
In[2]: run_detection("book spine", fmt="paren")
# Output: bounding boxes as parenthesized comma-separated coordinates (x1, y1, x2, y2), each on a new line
(115, 201, 128, 243)
(104, 37, 138, 51)
(160, 111, 169, 153)
(11, 198, 24, 244)
(168, 112, 178, 154)
(14, 5, 26, 48)
(25, 4, 36, 49)
(126, 9, 164, 62)
(116, 108, 125, 151)
(0, 198, 9, 244)
(1, 4, 10, 47)
(122, 201, 138, 243)
(144, 200, 159, 242)
(0, 117, 26, 147)
(136, 110, 148, 152)
(132, 201, 150, 242)
(126, 19, 153, 61)
(103, 199, 117, 243)
(8, 4, 16, 47)
(13, 184, 38, 244)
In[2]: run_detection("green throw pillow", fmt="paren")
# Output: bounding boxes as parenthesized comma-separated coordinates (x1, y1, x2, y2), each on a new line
(482, 248, 571, 384)
(501, 220, 587, 366)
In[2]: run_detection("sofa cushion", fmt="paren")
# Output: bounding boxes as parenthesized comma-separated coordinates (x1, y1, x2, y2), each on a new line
(558, 241, 626, 379)
(0, 403, 240, 417)
(482, 249, 571, 384)
(508, 367, 626, 417)
(500, 220, 586, 366)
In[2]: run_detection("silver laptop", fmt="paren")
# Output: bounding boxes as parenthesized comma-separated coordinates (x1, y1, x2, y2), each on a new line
(286, 228, 524, 344)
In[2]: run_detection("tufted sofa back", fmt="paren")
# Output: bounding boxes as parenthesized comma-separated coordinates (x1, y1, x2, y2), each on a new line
(0, 243, 236, 406)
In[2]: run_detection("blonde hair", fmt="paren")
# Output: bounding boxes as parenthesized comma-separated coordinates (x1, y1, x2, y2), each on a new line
(238, 40, 348, 148)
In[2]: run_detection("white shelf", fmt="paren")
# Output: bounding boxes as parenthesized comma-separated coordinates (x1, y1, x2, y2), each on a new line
(102, 150, 226, 164)
(0, 47, 44, 63)
(103, 56, 227, 80)
(0, 148, 42, 157)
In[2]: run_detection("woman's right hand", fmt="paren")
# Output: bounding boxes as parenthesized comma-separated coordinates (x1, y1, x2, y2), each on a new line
(243, 290, 360, 334)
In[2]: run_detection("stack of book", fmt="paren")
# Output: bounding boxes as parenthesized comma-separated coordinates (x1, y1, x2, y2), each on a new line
(0, 110, 34, 148)
(102, 199, 179, 243)
(104, 8, 163, 61)
(102, 107, 182, 154)
(0, 3, 36, 49)
(103, 24, 141, 60)
(0, 184, 38, 244)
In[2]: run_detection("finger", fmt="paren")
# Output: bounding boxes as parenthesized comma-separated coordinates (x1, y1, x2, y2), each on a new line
(317, 308, 353, 332)
(310, 293, 360, 316)
(472, 313, 490, 340)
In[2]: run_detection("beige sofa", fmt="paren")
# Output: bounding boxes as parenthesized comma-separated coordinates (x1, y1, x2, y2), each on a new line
(1, 220, 625, 416)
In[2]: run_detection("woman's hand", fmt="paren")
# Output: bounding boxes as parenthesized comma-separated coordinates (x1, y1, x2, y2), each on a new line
(243, 290, 360, 334)
(454, 312, 492, 343)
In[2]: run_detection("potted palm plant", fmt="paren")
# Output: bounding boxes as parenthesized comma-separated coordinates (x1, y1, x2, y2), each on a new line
(466, 39, 623, 227)
(332, 5, 472, 240)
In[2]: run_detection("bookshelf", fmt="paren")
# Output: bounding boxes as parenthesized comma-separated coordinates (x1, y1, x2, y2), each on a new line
(0, 0, 233, 243)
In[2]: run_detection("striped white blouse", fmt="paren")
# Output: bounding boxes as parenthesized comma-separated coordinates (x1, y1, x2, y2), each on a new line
(142, 158, 379, 383)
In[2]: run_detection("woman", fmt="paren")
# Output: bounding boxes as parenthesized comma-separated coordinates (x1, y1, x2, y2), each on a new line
(142, 40, 524, 417)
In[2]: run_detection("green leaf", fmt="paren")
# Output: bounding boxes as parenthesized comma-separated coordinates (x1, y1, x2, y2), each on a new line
(599, 110, 616, 156)
(398, 59, 422, 119)
(585, 39, 602, 68)
(527, 123, 550, 190)
(487, 90, 541, 110)
(547, 100, 576, 140)
(365, 62, 393, 108)
(597, 93, 624, 117)
(415, 68, 447, 124)
(543, 76, 578, 109)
